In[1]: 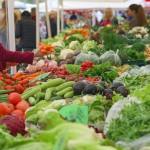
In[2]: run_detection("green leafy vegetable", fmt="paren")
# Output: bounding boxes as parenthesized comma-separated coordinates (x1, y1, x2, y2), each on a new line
(83, 62, 119, 83)
(106, 100, 150, 142)
(66, 65, 81, 74)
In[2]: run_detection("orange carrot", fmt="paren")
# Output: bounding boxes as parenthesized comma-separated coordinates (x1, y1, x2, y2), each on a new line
(12, 72, 22, 79)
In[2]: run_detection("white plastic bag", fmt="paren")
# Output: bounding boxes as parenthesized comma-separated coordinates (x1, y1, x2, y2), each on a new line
(104, 96, 141, 134)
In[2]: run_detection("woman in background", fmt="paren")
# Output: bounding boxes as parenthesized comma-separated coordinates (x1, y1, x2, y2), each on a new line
(0, 13, 7, 49)
(128, 4, 147, 29)
(100, 8, 118, 26)
(0, 12, 17, 49)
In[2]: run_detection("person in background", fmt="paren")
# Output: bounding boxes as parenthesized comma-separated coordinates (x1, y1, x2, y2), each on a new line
(15, 11, 36, 52)
(128, 4, 147, 29)
(78, 12, 85, 22)
(100, 8, 118, 26)
(69, 11, 77, 20)
(49, 11, 57, 37)
(0, 13, 7, 49)
(0, 44, 45, 72)
(0, 10, 17, 49)
(31, 8, 36, 22)
(1, 0, 6, 12)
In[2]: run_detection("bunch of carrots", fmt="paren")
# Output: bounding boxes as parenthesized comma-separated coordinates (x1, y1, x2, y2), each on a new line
(72, 29, 89, 36)
(39, 43, 55, 55)
(0, 70, 42, 93)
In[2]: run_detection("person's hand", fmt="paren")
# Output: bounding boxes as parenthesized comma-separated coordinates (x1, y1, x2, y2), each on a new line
(34, 46, 45, 58)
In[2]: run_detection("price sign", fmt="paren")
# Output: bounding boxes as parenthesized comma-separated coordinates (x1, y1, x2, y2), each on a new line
(59, 105, 88, 124)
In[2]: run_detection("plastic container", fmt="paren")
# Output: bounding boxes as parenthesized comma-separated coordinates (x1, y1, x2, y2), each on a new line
(122, 60, 145, 66)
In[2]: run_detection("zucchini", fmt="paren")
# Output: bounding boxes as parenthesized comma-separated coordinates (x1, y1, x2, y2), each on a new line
(35, 92, 45, 99)
(0, 94, 8, 102)
(64, 91, 74, 98)
(40, 78, 64, 90)
(45, 88, 52, 101)
(0, 89, 14, 94)
(48, 87, 56, 93)
(22, 78, 64, 100)
(55, 81, 75, 92)
(28, 97, 36, 106)
(22, 87, 41, 100)
(56, 87, 73, 97)
(50, 96, 64, 101)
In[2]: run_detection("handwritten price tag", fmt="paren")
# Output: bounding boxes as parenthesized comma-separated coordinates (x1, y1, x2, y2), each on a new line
(59, 105, 88, 124)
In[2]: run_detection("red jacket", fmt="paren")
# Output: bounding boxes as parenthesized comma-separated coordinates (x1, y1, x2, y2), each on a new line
(0, 44, 34, 71)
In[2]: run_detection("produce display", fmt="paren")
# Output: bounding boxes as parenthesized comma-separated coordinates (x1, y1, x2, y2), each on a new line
(1, 26, 150, 150)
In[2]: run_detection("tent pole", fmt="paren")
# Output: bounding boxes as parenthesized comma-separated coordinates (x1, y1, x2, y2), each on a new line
(57, 0, 60, 34)
(36, 0, 40, 49)
(7, 0, 16, 74)
(92, 8, 96, 27)
(60, 0, 64, 32)
(45, 0, 51, 38)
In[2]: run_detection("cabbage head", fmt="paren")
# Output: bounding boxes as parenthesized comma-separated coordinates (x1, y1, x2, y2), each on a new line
(69, 41, 80, 50)
(82, 40, 98, 51)
(75, 52, 99, 65)
(99, 50, 121, 66)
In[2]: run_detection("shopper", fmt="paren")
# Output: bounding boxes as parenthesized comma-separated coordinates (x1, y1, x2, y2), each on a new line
(128, 4, 147, 29)
(100, 8, 118, 26)
(0, 44, 45, 72)
(15, 11, 36, 52)
(0, 13, 7, 49)
(70, 12, 77, 20)
(31, 8, 36, 22)
(0, 11, 17, 49)
(48, 11, 57, 37)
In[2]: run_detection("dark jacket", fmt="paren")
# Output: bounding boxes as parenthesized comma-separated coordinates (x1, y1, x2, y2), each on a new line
(0, 44, 34, 71)
(50, 19, 57, 37)
(15, 18, 36, 51)
(46, 18, 57, 38)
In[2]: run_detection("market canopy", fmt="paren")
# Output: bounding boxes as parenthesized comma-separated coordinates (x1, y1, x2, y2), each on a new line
(38, 0, 144, 12)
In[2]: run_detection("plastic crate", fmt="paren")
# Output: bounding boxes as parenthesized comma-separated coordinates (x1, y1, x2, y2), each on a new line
(122, 60, 145, 66)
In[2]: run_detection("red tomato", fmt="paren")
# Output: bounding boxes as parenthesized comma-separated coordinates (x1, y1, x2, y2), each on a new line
(0, 102, 10, 116)
(7, 103, 15, 112)
(8, 92, 21, 105)
(22, 114, 26, 121)
(16, 101, 30, 112)
(11, 110, 24, 119)
(2, 70, 7, 74)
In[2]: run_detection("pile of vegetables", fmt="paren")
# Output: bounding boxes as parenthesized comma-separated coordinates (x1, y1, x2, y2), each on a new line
(2, 26, 150, 150)
(0, 92, 29, 121)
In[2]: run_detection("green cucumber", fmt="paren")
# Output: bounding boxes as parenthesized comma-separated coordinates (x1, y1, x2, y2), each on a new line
(50, 96, 64, 101)
(45, 88, 52, 101)
(28, 97, 36, 106)
(34, 92, 44, 99)
(55, 81, 75, 92)
(48, 87, 56, 93)
(22, 78, 64, 100)
(56, 87, 73, 97)
(64, 91, 74, 98)
(0, 89, 14, 94)
(40, 78, 64, 90)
